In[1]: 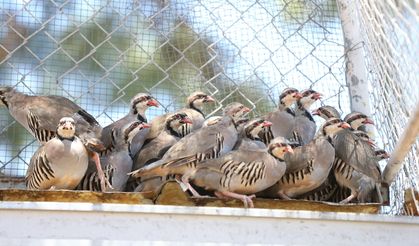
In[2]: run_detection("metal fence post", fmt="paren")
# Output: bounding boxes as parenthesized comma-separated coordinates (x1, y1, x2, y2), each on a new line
(336, 0, 371, 117)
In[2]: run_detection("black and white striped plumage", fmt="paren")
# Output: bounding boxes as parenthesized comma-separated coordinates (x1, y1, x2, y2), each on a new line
(0, 86, 110, 191)
(146, 91, 215, 141)
(132, 113, 193, 170)
(77, 121, 149, 192)
(328, 113, 380, 204)
(287, 89, 322, 145)
(234, 118, 271, 151)
(130, 115, 239, 194)
(260, 88, 301, 144)
(100, 93, 158, 155)
(26, 117, 88, 190)
(132, 136, 291, 208)
(259, 118, 349, 199)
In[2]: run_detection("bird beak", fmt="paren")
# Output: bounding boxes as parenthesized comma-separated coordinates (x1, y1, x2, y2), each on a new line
(294, 92, 303, 99)
(204, 96, 215, 103)
(181, 117, 193, 124)
(62, 122, 74, 131)
(367, 139, 376, 147)
(285, 146, 294, 153)
(147, 99, 159, 107)
(363, 118, 375, 125)
(242, 107, 251, 113)
(141, 123, 151, 128)
(383, 152, 391, 159)
(312, 92, 322, 100)
(339, 122, 351, 129)
(311, 109, 320, 116)
(262, 121, 272, 127)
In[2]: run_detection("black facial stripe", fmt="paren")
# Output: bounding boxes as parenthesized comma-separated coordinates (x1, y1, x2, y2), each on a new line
(280, 89, 298, 100)
(346, 114, 367, 124)
(302, 89, 316, 97)
(0, 97, 8, 108)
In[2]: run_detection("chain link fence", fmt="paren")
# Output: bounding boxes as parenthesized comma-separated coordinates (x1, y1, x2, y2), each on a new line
(0, 0, 416, 215)
(358, 0, 418, 215)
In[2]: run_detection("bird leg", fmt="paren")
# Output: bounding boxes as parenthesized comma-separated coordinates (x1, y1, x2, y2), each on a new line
(214, 191, 256, 208)
(278, 192, 292, 200)
(175, 175, 208, 198)
(90, 151, 113, 191)
(339, 193, 356, 204)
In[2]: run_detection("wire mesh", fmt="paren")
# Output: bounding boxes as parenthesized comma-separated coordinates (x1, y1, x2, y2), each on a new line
(0, 0, 415, 215)
(358, 0, 419, 215)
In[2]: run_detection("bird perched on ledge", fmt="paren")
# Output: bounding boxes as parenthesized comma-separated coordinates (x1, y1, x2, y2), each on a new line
(78, 121, 150, 192)
(26, 117, 88, 190)
(0, 86, 109, 191)
(258, 118, 350, 199)
(132, 136, 292, 208)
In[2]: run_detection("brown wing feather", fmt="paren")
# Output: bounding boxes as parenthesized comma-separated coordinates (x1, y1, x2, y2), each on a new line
(333, 130, 381, 181)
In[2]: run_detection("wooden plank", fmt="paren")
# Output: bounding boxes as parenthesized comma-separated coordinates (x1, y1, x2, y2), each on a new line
(155, 182, 381, 214)
(0, 182, 381, 214)
(404, 188, 419, 216)
(0, 189, 154, 205)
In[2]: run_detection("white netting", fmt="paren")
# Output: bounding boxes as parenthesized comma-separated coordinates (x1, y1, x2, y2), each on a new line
(358, 0, 418, 214)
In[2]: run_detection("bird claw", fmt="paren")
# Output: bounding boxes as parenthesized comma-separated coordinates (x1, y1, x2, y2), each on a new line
(191, 194, 211, 199)
(339, 194, 355, 204)
(98, 172, 113, 192)
(242, 195, 255, 208)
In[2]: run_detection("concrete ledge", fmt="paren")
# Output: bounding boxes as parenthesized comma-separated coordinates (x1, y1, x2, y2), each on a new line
(1, 201, 418, 245)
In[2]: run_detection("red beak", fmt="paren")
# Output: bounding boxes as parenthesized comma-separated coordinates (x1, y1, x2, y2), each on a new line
(311, 109, 320, 116)
(312, 92, 322, 100)
(141, 123, 151, 128)
(62, 122, 74, 131)
(363, 118, 375, 125)
(181, 117, 193, 124)
(284, 146, 294, 153)
(339, 122, 351, 129)
(204, 96, 215, 103)
(294, 92, 303, 99)
(262, 121, 272, 127)
(242, 107, 251, 113)
(367, 139, 376, 147)
(147, 99, 159, 107)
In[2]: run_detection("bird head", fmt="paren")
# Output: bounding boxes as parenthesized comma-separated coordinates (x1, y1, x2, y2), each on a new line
(203, 116, 223, 127)
(298, 89, 322, 110)
(166, 112, 193, 132)
(278, 87, 301, 108)
(244, 118, 272, 140)
(223, 102, 251, 121)
(375, 149, 390, 160)
(0, 86, 14, 108)
(187, 91, 215, 109)
(124, 121, 150, 143)
(268, 137, 294, 160)
(344, 112, 374, 130)
(131, 93, 158, 116)
(353, 130, 376, 147)
(312, 105, 341, 120)
(56, 117, 76, 139)
(321, 117, 349, 137)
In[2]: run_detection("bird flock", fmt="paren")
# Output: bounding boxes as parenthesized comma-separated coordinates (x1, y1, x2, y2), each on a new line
(0, 86, 389, 207)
